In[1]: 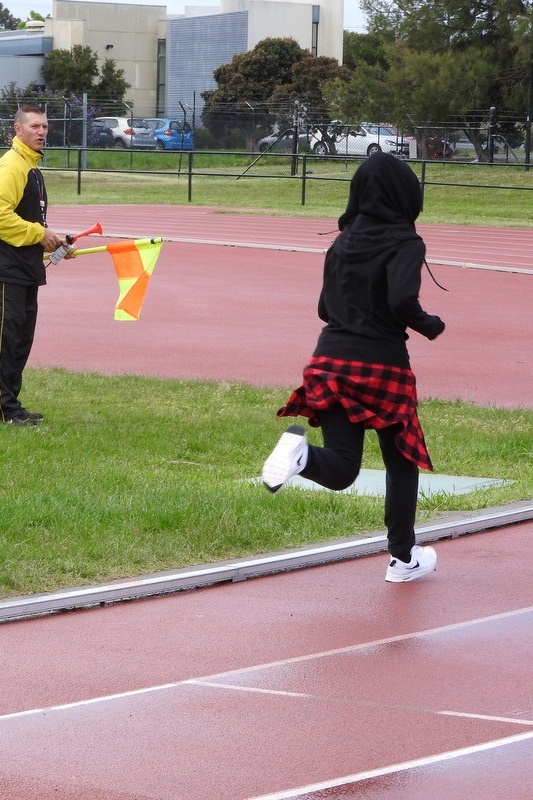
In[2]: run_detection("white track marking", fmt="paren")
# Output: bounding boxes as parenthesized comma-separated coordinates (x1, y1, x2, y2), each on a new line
(1, 604, 533, 723)
(439, 709, 533, 726)
(244, 730, 533, 800)
(69, 229, 533, 274)
(186, 681, 533, 726)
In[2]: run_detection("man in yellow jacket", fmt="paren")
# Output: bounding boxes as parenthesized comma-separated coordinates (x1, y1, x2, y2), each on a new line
(0, 105, 64, 425)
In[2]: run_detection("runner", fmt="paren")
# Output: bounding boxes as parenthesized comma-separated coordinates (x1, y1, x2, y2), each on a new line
(262, 152, 446, 582)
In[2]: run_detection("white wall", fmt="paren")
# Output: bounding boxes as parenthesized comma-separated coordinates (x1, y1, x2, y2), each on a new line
(46, 1, 167, 115)
(222, 0, 343, 61)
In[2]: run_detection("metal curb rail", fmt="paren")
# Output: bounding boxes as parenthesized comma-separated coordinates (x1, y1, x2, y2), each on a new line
(1, 504, 532, 623)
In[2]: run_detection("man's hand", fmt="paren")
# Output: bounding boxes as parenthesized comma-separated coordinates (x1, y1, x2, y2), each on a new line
(41, 229, 64, 252)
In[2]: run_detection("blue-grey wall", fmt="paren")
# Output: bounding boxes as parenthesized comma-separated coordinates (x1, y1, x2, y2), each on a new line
(166, 11, 248, 123)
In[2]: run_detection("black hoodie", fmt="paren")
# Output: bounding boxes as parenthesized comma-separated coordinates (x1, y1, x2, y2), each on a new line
(314, 152, 445, 369)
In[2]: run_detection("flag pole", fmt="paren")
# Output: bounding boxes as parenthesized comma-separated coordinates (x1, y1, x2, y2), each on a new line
(74, 237, 163, 256)
(72, 245, 108, 255)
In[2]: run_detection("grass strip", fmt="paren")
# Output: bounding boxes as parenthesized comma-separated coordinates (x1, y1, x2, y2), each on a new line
(42, 161, 533, 228)
(1, 368, 531, 598)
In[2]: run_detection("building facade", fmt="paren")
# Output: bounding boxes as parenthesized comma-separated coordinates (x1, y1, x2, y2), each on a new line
(0, 0, 344, 119)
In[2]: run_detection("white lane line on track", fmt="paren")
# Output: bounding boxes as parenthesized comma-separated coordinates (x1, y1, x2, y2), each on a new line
(65, 229, 533, 272)
(185, 680, 533, 727)
(1, 604, 533, 723)
(244, 730, 533, 800)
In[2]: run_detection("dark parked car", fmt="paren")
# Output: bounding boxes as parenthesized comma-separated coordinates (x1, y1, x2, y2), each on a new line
(88, 120, 114, 148)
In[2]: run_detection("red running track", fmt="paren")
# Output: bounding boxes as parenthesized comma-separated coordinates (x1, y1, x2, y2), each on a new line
(2, 206, 532, 799)
(1, 524, 533, 799)
(33, 204, 533, 408)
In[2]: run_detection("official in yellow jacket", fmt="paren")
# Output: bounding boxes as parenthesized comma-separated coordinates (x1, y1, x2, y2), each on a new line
(0, 105, 64, 425)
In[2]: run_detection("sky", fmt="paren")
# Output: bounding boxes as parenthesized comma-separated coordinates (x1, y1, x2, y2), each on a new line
(9, 0, 368, 32)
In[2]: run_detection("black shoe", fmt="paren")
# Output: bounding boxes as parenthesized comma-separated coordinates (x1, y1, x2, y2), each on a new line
(20, 408, 44, 421)
(6, 412, 40, 426)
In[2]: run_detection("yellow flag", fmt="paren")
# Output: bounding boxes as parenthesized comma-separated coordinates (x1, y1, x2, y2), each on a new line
(72, 237, 163, 320)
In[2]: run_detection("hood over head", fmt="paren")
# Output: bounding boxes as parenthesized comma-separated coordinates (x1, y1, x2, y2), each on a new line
(338, 152, 422, 230)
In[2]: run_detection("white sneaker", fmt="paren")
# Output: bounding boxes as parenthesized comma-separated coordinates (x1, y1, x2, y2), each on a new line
(262, 425, 308, 493)
(385, 544, 437, 583)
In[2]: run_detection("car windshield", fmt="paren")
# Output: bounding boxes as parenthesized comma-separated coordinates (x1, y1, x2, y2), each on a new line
(130, 118, 150, 129)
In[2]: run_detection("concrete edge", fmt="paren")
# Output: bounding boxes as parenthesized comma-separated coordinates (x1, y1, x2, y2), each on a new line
(1, 501, 532, 623)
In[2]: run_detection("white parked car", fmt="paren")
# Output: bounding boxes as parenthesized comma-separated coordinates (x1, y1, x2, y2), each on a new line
(93, 116, 157, 149)
(312, 123, 416, 159)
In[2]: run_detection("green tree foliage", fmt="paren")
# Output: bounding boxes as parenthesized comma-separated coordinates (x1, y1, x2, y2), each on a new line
(41, 46, 130, 111)
(270, 55, 351, 119)
(329, 0, 533, 159)
(91, 58, 130, 109)
(203, 38, 308, 111)
(202, 38, 306, 144)
(0, 1, 20, 29)
(202, 37, 348, 146)
(342, 30, 390, 70)
(42, 45, 100, 93)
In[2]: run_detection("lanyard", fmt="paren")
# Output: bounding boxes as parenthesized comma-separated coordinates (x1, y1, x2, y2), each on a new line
(32, 168, 47, 227)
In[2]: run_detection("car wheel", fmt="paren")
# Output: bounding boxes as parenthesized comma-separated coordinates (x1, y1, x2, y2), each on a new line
(156, 140, 165, 150)
(313, 142, 329, 156)
(114, 138, 126, 148)
(367, 144, 381, 156)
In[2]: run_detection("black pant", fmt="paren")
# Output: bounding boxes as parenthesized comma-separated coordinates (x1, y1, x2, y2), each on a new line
(300, 405, 419, 562)
(0, 282, 39, 420)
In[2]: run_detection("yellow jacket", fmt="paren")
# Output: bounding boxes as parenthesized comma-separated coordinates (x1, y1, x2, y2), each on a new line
(0, 135, 46, 247)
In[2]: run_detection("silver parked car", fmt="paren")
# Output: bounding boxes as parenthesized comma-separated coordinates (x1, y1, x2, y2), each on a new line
(93, 116, 157, 149)
(256, 129, 322, 153)
(312, 123, 413, 158)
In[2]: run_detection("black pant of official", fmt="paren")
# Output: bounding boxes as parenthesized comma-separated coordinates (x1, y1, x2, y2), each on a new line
(0, 282, 39, 421)
(300, 404, 419, 564)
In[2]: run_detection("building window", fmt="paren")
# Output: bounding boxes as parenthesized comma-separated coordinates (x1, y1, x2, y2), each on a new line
(312, 5, 319, 56)
(156, 38, 166, 115)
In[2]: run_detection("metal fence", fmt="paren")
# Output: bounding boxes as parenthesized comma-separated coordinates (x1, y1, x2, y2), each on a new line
(12, 146, 532, 207)
(1, 103, 531, 163)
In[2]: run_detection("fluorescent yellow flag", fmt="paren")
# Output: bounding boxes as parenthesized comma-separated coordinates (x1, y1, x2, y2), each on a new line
(75, 237, 163, 320)
(108, 238, 163, 321)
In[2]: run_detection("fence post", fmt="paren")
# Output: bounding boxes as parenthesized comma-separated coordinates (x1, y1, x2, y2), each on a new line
(420, 161, 426, 210)
(526, 65, 532, 171)
(77, 148, 82, 195)
(187, 152, 193, 202)
(301, 155, 307, 205)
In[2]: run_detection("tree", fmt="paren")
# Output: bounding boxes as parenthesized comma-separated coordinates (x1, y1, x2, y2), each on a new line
(202, 38, 348, 147)
(202, 38, 309, 146)
(203, 38, 308, 109)
(42, 45, 99, 94)
(326, 0, 533, 159)
(91, 59, 130, 111)
(0, 2, 20, 29)
(0, 83, 89, 146)
(41, 45, 130, 112)
(343, 30, 390, 71)
(270, 55, 351, 116)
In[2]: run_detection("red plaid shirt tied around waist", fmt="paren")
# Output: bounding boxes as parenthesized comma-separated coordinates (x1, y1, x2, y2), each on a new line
(277, 356, 433, 471)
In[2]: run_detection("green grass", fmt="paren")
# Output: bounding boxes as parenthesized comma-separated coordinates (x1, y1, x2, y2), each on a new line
(1, 369, 532, 598)
(1, 160, 532, 599)
(38, 154, 533, 227)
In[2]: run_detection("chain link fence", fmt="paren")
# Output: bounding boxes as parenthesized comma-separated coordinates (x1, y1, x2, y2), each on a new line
(1, 96, 532, 163)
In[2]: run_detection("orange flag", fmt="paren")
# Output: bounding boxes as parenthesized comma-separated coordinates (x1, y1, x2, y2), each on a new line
(75, 238, 163, 320)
